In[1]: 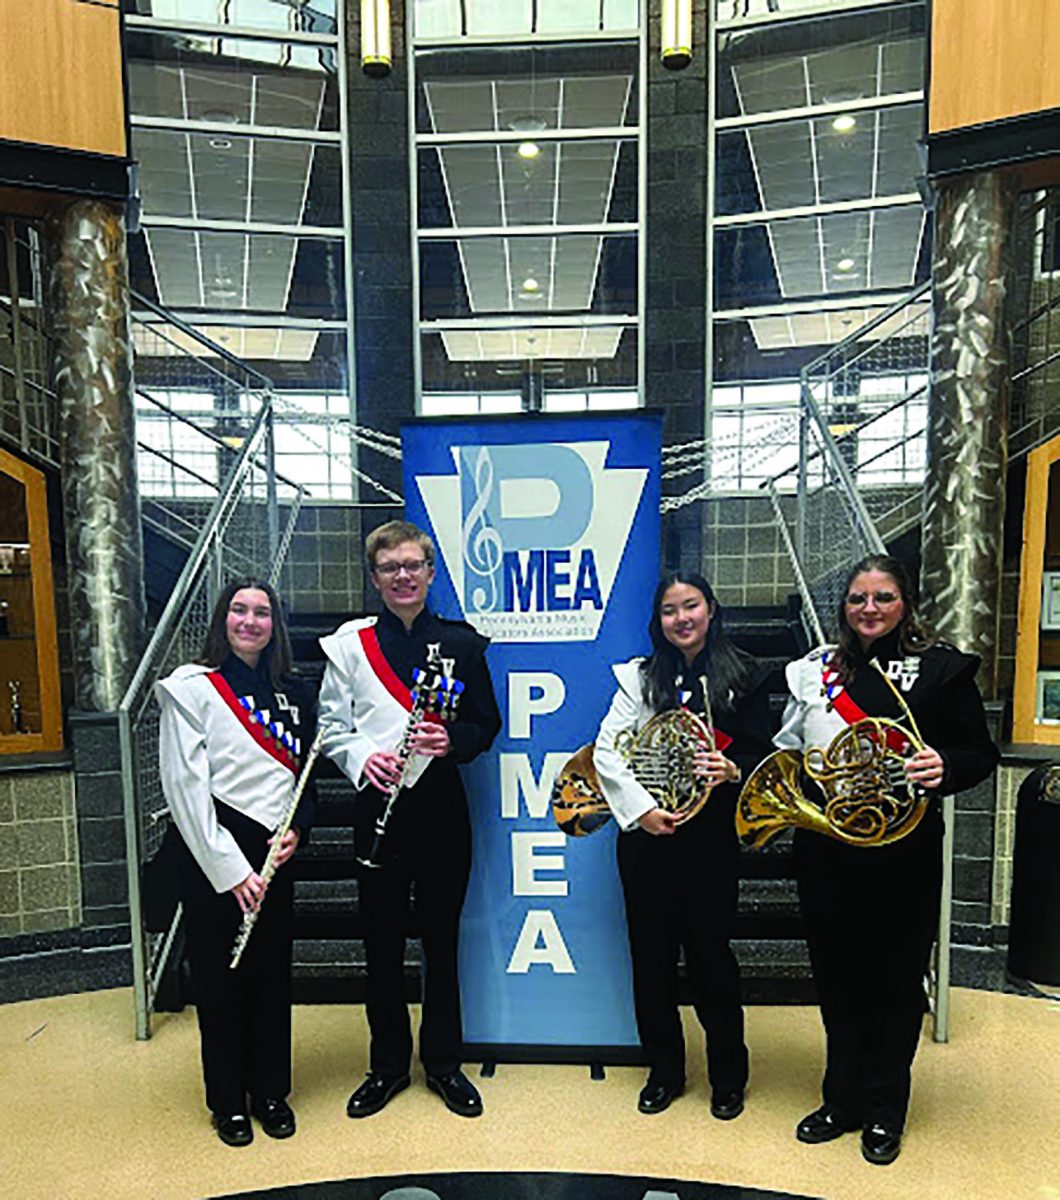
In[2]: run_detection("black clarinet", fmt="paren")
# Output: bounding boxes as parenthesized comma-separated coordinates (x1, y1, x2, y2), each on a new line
(358, 648, 463, 869)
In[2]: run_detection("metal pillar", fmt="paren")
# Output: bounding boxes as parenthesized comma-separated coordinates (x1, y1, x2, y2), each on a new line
(47, 199, 145, 711)
(922, 171, 1017, 699)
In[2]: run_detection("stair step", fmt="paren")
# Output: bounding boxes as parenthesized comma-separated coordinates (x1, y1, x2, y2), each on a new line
(279, 609, 816, 1006)
(314, 777, 360, 806)
(298, 836, 355, 861)
(295, 878, 359, 904)
(739, 877, 799, 911)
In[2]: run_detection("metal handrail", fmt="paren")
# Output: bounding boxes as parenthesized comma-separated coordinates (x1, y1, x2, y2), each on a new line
(118, 398, 273, 723)
(135, 388, 305, 493)
(270, 487, 307, 588)
(799, 278, 931, 379)
(765, 479, 825, 647)
(130, 290, 275, 387)
(120, 389, 293, 1039)
(798, 373, 887, 557)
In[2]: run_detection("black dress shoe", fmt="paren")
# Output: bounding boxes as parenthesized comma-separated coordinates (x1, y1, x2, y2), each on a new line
(710, 1089, 745, 1120)
(637, 1080, 684, 1115)
(212, 1112, 253, 1147)
(251, 1097, 296, 1139)
(796, 1104, 859, 1144)
(426, 1070, 483, 1117)
(346, 1073, 411, 1118)
(861, 1122, 902, 1165)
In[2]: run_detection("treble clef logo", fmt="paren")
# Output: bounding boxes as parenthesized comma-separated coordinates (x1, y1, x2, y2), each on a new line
(462, 446, 503, 613)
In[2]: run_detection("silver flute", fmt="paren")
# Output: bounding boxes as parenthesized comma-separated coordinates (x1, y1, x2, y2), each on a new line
(229, 727, 324, 970)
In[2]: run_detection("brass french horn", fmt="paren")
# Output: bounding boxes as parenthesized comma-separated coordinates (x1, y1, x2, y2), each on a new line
(736, 715, 928, 849)
(552, 708, 716, 837)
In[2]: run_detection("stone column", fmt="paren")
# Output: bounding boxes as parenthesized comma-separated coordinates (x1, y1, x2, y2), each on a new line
(922, 171, 1017, 700)
(46, 198, 145, 712)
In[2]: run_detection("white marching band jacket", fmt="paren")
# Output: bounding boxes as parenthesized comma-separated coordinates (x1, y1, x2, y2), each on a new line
(156, 664, 298, 894)
(773, 645, 850, 755)
(593, 658, 663, 833)
(317, 616, 432, 792)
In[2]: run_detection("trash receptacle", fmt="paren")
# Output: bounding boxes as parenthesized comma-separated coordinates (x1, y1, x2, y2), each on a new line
(1007, 762, 1060, 989)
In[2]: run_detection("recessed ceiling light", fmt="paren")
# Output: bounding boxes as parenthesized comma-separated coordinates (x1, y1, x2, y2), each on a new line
(521, 276, 540, 293)
(517, 141, 540, 160)
(209, 137, 232, 150)
(836, 257, 856, 272)
(832, 114, 857, 133)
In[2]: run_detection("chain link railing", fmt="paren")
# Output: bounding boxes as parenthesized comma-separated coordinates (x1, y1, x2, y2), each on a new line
(1009, 188, 1060, 461)
(763, 278, 958, 1043)
(0, 219, 60, 466)
(119, 301, 313, 1038)
(777, 282, 931, 636)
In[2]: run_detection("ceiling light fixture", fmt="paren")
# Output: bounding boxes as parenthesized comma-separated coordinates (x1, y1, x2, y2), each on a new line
(361, 0, 392, 78)
(517, 141, 540, 160)
(661, 0, 693, 70)
(836, 257, 856, 272)
(832, 114, 857, 133)
(209, 137, 232, 150)
(521, 276, 540, 293)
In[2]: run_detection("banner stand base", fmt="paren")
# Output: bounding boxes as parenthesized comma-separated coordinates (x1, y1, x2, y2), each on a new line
(462, 1042, 647, 1069)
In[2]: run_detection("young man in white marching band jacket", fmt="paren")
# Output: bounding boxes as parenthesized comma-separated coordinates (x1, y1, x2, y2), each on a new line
(318, 520, 501, 1119)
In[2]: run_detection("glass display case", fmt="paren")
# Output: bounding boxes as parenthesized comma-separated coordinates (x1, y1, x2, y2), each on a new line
(0, 448, 62, 753)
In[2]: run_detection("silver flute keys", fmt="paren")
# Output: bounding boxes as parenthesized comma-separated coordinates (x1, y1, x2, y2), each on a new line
(229, 728, 325, 970)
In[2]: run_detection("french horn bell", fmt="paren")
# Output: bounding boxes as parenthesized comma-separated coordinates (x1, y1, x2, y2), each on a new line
(552, 708, 716, 837)
(736, 716, 927, 849)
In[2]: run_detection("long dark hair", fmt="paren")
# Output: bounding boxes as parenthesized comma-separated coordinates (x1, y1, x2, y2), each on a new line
(196, 577, 293, 687)
(831, 553, 934, 681)
(641, 572, 754, 715)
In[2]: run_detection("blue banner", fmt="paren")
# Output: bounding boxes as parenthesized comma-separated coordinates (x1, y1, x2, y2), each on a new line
(402, 412, 661, 1055)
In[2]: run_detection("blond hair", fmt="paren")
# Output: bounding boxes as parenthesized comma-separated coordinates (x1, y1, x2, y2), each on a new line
(365, 520, 435, 571)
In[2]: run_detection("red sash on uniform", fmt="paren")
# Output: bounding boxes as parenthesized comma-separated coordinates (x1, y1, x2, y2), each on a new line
(821, 653, 913, 754)
(357, 624, 446, 726)
(358, 625, 413, 710)
(206, 671, 297, 773)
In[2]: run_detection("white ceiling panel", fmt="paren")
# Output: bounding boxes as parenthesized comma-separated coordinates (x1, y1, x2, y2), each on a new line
(746, 123, 815, 209)
(133, 322, 320, 361)
(748, 297, 929, 348)
(865, 207, 924, 289)
(459, 239, 511, 310)
(556, 140, 620, 223)
(729, 27, 925, 336)
(440, 326, 624, 360)
(768, 217, 824, 296)
(425, 72, 632, 358)
(133, 58, 325, 315)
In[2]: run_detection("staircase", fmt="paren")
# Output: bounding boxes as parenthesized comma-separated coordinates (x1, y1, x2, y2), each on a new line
(273, 598, 818, 1008)
(727, 599, 815, 1004)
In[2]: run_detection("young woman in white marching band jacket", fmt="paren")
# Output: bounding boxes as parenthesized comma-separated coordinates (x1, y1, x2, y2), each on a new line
(156, 578, 316, 1147)
(594, 572, 772, 1119)
(776, 554, 998, 1166)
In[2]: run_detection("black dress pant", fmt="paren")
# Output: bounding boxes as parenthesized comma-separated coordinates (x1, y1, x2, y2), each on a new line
(178, 802, 294, 1115)
(354, 766, 472, 1079)
(794, 809, 943, 1131)
(617, 790, 748, 1093)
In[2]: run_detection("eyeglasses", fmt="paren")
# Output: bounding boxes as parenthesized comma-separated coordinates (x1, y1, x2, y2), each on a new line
(845, 590, 901, 607)
(374, 558, 429, 578)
